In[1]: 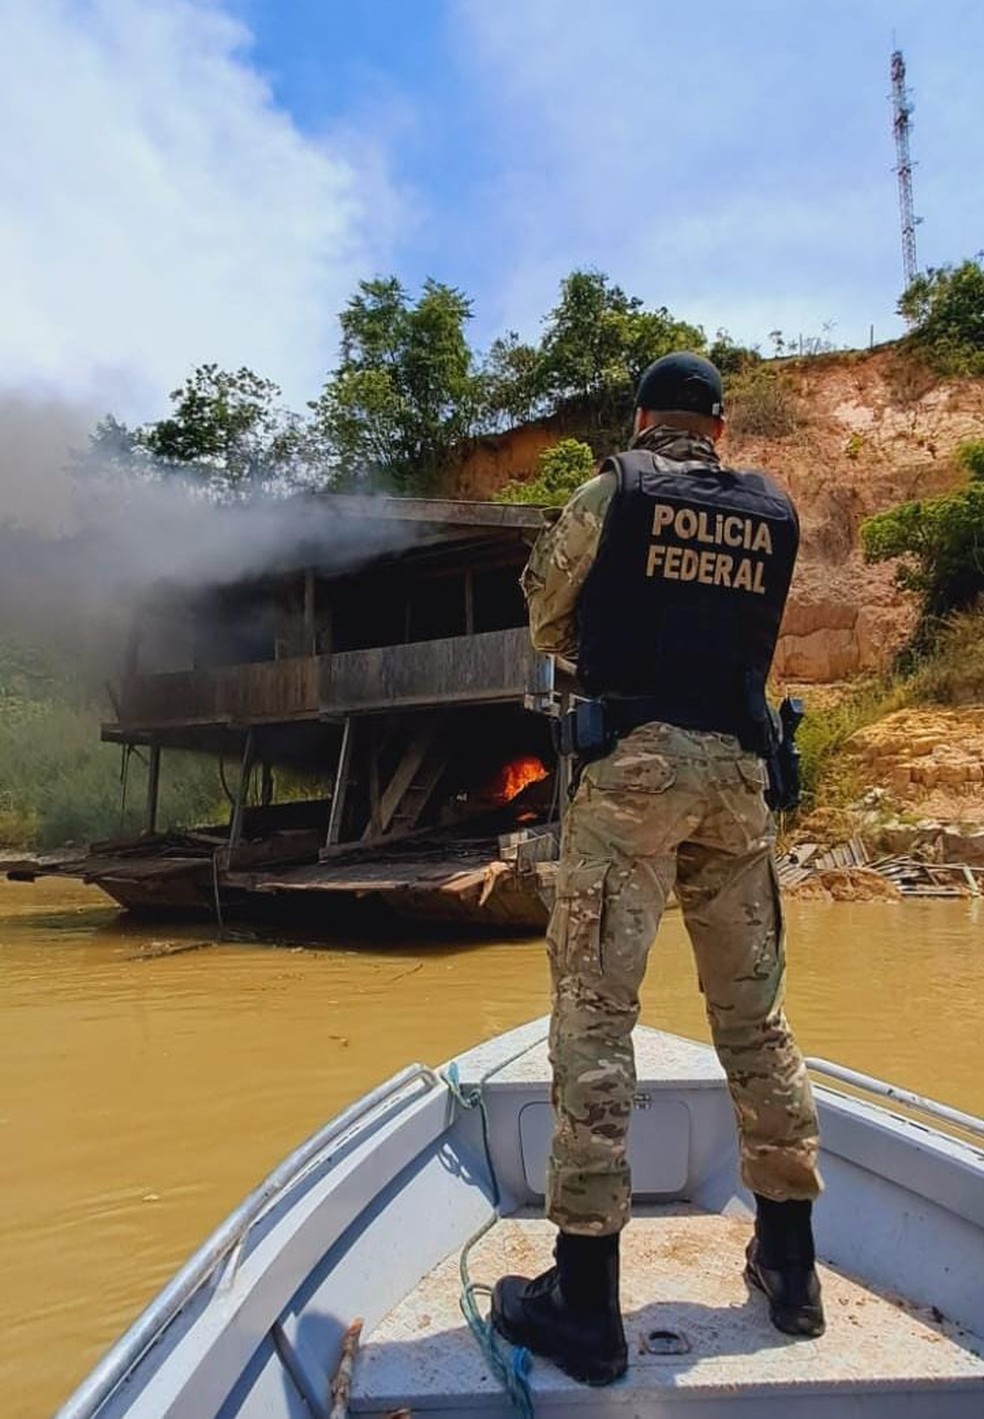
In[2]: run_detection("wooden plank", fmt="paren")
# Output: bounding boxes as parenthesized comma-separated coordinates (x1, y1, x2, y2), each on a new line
(389, 754, 448, 835)
(303, 569, 316, 655)
(227, 731, 255, 856)
(366, 721, 382, 840)
(144, 744, 161, 836)
(326, 718, 354, 847)
(321, 627, 534, 716)
(374, 726, 437, 837)
(308, 492, 546, 531)
(464, 570, 474, 635)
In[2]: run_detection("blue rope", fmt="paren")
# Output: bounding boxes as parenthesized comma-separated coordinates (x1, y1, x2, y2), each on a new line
(443, 1061, 536, 1419)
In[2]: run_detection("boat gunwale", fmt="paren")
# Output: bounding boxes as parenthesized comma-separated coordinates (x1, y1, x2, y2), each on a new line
(54, 1024, 984, 1419)
(55, 1064, 443, 1419)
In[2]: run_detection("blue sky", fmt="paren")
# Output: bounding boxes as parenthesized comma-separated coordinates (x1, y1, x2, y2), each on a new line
(1, 0, 981, 417)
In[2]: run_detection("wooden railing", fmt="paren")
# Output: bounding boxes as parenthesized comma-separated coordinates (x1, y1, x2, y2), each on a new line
(111, 628, 549, 731)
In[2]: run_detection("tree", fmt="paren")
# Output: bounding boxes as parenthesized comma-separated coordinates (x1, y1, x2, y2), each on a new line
(77, 414, 154, 480)
(482, 331, 547, 427)
(495, 438, 597, 506)
(536, 270, 705, 408)
(861, 483, 984, 624)
(898, 257, 984, 374)
(311, 278, 485, 493)
(708, 330, 761, 378)
(141, 364, 308, 498)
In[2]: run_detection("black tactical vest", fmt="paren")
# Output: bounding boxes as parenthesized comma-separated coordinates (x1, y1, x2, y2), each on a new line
(576, 448, 799, 743)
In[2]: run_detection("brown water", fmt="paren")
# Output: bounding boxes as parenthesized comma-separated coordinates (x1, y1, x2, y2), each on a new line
(2, 878, 983, 1418)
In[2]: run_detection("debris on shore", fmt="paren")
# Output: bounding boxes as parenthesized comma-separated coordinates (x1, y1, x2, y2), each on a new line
(777, 838, 983, 901)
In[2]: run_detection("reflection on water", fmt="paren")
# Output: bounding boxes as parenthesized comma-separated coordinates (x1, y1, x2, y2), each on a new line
(2, 877, 983, 1415)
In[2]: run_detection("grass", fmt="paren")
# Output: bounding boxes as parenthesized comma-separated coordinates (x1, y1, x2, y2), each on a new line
(906, 612, 984, 706)
(726, 364, 804, 439)
(0, 639, 225, 850)
(796, 677, 910, 810)
(788, 611, 984, 836)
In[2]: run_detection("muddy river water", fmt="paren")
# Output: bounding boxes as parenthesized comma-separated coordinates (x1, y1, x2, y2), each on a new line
(2, 877, 983, 1416)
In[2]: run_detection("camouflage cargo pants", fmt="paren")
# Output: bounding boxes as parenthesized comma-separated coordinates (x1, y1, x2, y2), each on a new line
(547, 720, 821, 1236)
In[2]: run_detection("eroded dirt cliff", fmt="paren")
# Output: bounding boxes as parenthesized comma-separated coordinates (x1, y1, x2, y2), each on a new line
(451, 348, 984, 684)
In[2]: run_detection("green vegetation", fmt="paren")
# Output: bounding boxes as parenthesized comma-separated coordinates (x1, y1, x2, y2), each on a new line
(84, 366, 313, 497)
(495, 438, 596, 507)
(899, 256, 984, 375)
(309, 278, 485, 493)
(485, 270, 705, 449)
(724, 363, 803, 439)
(956, 439, 984, 482)
(0, 640, 224, 850)
(796, 677, 909, 811)
(91, 268, 714, 500)
(904, 611, 984, 706)
(861, 482, 984, 626)
(793, 611, 984, 818)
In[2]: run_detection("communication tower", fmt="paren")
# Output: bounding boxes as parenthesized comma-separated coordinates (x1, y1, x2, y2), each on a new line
(890, 49, 920, 289)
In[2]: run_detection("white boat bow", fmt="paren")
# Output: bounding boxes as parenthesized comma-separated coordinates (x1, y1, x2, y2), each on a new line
(57, 1020, 984, 1417)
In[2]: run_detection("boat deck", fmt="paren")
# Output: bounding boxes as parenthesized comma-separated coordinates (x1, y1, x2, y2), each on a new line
(354, 1208, 984, 1414)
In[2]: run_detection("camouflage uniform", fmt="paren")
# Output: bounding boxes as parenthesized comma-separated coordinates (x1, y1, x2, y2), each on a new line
(523, 428, 821, 1237)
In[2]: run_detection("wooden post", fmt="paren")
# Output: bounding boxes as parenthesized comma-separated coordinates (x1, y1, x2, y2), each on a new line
(464, 570, 475, 635)
(144, 743, 161, 836)
(326, 718, 354, 847)
(303, 569, 316, 656)
(319, 604, 333, 656)
(367, 720, 382, 839)
(228, 730, 255, 857)
(260, 761, 274, 808)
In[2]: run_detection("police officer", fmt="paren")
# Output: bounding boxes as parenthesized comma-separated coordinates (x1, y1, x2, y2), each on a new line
(491, 352, 824, 1385)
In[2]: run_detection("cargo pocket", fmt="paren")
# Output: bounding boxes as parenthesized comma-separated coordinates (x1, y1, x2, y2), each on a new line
(587, 739, 677, 796)
(548, 860, 609, 977)
(737, 757, 768, 794)
(767, 855, 786, 975)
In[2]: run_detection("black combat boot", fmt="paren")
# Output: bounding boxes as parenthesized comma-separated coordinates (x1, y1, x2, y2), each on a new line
(490, 1231, 628, 1385)
(745, 1194, 825, 1338)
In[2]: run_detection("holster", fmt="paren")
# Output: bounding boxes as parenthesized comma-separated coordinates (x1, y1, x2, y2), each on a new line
(551, 699, 614, 763)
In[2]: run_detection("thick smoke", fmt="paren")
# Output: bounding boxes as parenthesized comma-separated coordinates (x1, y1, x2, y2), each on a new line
(0, 395, 417, 688)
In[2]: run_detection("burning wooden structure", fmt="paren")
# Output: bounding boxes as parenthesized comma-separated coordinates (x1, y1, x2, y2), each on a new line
(11, 495, 569, 931)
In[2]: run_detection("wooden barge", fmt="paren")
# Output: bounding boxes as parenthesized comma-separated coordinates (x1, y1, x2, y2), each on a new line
(9, 495, 571, 932)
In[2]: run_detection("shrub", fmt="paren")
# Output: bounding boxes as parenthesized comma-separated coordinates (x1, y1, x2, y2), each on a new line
(725, 364, 803, 439)
(495, 437, 597, 507)
(955, 439, 984, 482)
(906, 611, 984, 706)
(899, 257, 984, 376)
(708, 331, 760, 377)
(861, 483, 984, 623)
(796, 679, 909, 810)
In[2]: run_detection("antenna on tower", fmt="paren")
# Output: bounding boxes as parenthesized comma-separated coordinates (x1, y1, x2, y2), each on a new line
(890, 48, 920, 290)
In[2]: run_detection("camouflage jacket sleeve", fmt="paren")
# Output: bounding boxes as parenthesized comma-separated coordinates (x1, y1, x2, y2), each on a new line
(520, 470, 616, 658)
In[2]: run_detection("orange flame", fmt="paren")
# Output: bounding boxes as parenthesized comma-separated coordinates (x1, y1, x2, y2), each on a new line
(487, 755, 549, 805)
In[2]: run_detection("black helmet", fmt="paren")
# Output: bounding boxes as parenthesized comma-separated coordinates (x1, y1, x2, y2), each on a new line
(635, 351, 724, 417)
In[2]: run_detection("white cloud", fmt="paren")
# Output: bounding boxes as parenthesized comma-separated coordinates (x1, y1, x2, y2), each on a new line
(0, 0, 397, 418)
(453, 0, 984, 353)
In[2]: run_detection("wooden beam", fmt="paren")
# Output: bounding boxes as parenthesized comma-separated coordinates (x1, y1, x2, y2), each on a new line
(366, 721, 382, 839)
(389, 752, 447, 835)
(303, 569, 316, 656)
(371, 723, 437, 838)
(260, 761, 274, 807)
(144, 743, 161, 836)
(464, 570, 475, 634)
(326, 718, 354, 847)
(228, 730, 255, 856)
